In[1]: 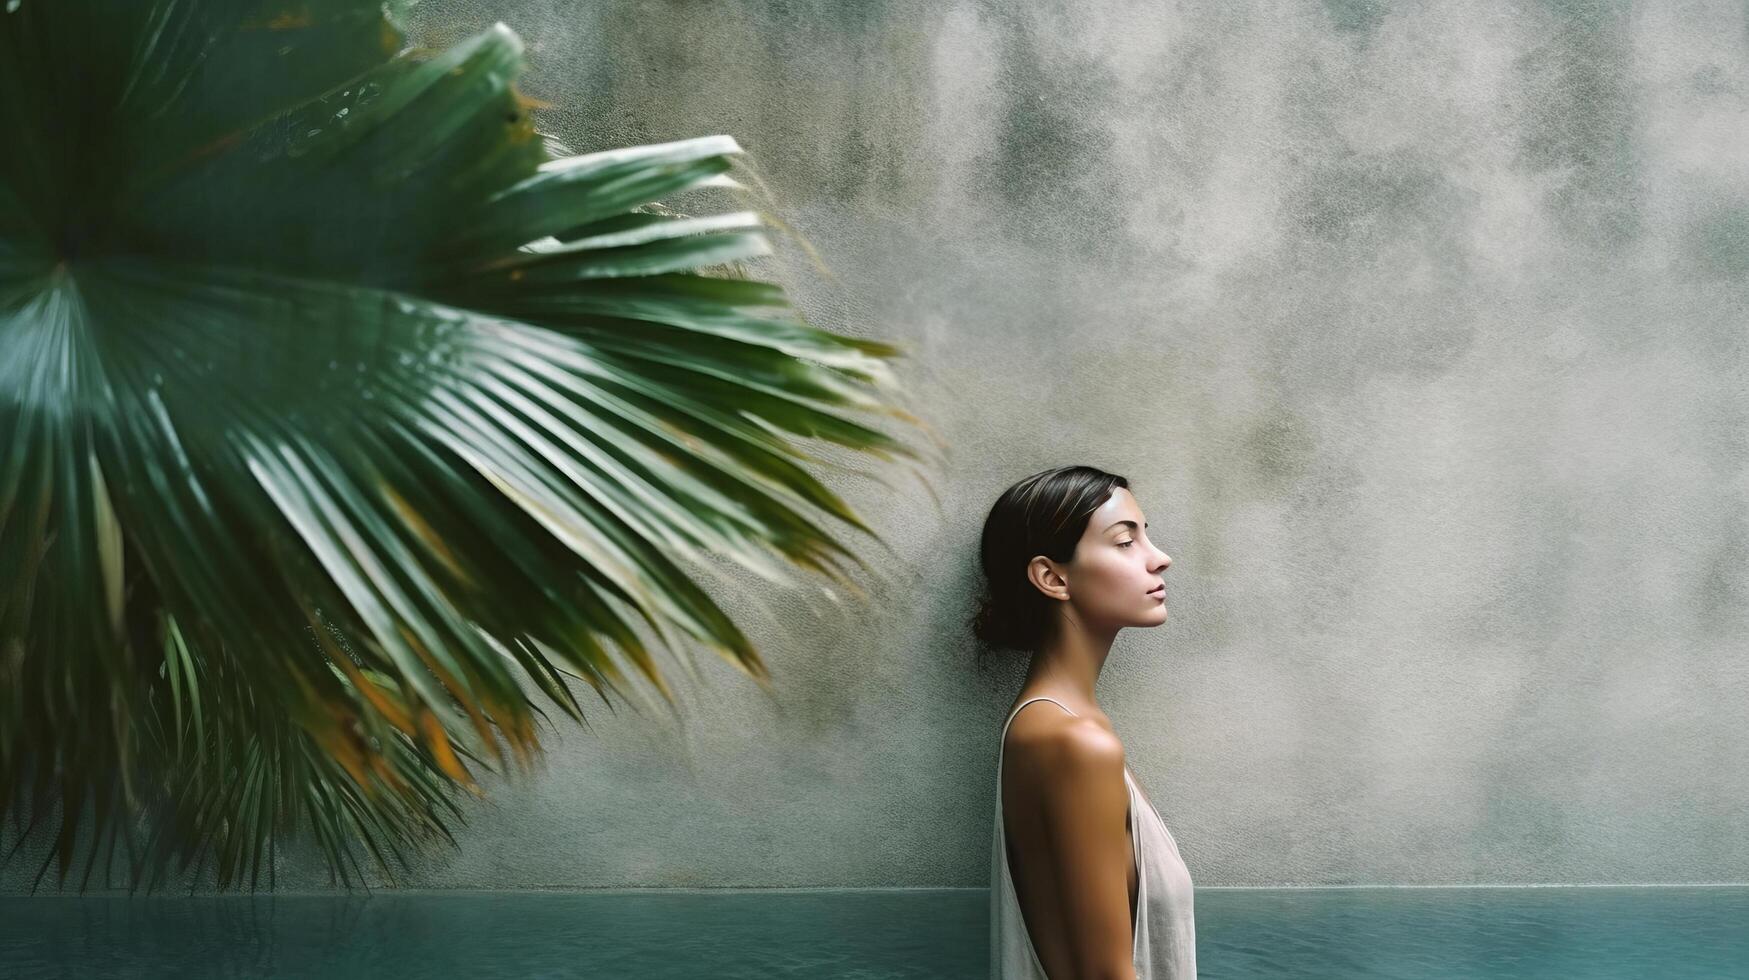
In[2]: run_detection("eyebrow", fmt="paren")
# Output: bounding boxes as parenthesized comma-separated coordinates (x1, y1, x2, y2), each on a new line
(1105, 520, 1148, 532)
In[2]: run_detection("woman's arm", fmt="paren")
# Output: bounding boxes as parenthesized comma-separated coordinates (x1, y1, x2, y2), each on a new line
(1037, 726, 1138, 980)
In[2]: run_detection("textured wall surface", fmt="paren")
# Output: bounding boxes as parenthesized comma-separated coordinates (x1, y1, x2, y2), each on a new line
(10, 0, 1748, 892)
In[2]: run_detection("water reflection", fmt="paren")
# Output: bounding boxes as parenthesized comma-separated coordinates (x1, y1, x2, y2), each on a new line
(1, 886, 1743, 978)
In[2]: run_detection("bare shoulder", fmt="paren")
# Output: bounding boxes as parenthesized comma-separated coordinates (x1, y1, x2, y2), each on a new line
(1004, 702, 1126, 787)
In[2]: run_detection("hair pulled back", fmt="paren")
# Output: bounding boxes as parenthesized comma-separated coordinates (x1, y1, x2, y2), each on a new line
(971, 464, 1130, 655)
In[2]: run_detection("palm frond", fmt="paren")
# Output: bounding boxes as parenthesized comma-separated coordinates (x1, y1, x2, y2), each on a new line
(0, 0, 937, 892)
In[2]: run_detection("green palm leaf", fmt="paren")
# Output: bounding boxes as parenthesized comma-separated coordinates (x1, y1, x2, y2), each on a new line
(0, 0, 935, 892)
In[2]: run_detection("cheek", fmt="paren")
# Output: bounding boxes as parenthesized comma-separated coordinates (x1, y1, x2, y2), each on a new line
(1083, 556, 1139, 607)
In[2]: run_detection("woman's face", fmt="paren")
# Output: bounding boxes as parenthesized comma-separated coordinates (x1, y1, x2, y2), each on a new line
(1030, 487, 1172, 632)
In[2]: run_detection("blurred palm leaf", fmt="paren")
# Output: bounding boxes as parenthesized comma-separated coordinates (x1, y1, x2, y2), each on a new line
(0, 0, 933, 892)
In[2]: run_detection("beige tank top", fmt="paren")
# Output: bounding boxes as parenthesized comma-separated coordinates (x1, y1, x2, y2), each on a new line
(990, 696, 1197, 979)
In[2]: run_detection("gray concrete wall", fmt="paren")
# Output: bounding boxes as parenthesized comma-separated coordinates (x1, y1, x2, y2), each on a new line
(383, 0, 1749, 887)
(11, 0, 1748, 892)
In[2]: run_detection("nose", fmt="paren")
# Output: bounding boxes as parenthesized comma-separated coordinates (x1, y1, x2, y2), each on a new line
(1152, 547, 1170, 573)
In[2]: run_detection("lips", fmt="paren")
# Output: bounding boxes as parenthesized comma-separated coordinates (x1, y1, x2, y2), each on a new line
(1147, 584, 1165, 596)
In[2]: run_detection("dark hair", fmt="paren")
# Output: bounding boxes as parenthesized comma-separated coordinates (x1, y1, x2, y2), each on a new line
(972, 465, 1130, 655)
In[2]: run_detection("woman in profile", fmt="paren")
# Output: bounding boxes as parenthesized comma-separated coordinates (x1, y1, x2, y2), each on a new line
(977, 465, 1197, 979)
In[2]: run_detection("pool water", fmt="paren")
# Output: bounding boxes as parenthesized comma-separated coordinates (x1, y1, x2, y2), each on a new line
(2, 886, 1743, 978)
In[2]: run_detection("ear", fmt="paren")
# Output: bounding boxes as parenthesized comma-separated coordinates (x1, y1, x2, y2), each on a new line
(1026, 555, 1070, 602)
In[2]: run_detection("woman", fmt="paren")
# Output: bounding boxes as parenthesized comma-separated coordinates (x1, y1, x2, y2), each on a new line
(977, 465, 1197, 980)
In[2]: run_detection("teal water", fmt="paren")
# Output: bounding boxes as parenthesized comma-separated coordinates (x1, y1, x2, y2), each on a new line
(1, 886, 1743, 978)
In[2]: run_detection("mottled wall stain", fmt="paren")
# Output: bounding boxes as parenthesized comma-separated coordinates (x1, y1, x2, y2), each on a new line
(1513, 0, 1645, 248)
(975, 7, 1131, 253)
(1243, 404, 1317, 494)
(1321, 0, 1388, 37)
(15, 0, 1743, 893)
(1685, 201, 1749, 279)
(1694, 515, 1749, 638)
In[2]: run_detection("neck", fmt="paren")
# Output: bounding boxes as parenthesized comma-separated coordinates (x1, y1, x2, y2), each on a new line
(1021, 615, 1118, 711)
